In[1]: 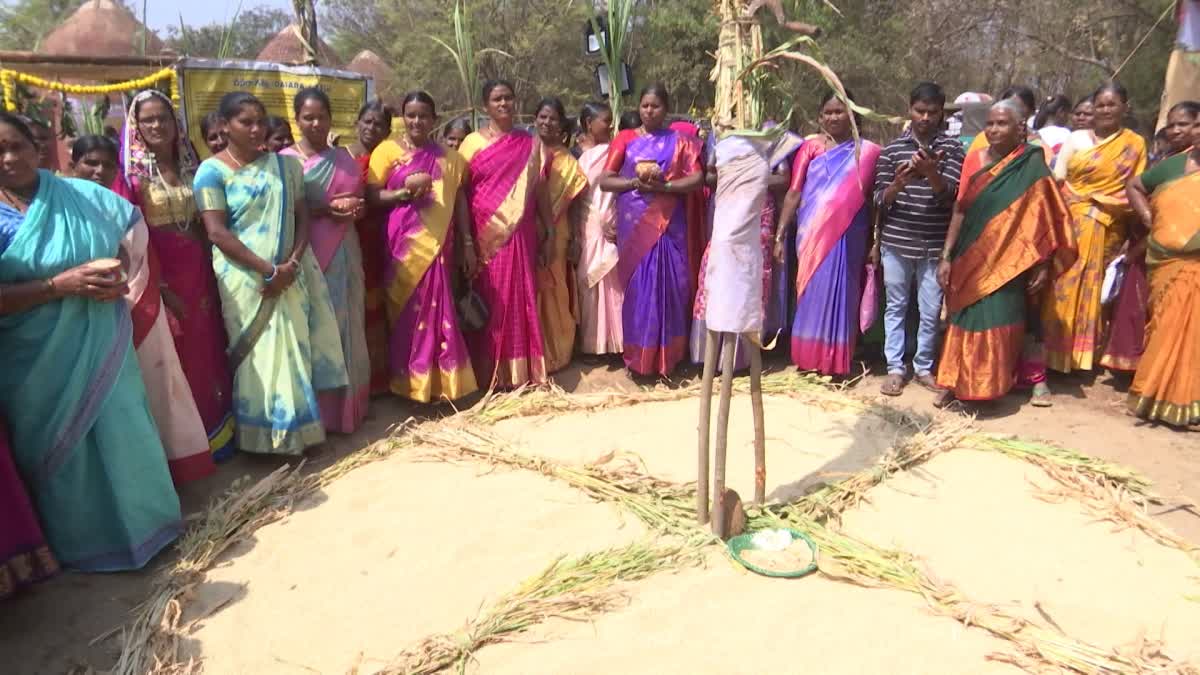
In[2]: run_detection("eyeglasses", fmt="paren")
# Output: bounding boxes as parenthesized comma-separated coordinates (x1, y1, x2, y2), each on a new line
(137, 115, 175, 128)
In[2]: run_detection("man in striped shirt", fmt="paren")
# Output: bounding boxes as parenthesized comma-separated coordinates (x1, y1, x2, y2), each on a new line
(872, 82, 965, 396)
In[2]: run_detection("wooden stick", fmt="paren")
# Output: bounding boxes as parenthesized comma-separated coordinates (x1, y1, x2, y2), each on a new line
(711, 332, 737, 538)
(748, 337, 766, 505)
(696, 329, 718, 523)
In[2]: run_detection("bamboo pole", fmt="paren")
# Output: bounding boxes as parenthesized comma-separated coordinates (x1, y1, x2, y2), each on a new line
(696, 330, 718, 523)
(711, 334, 737, 538)
(749, 338, 765, 505)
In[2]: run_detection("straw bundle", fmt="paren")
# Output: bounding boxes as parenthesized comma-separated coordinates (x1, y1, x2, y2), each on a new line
(373, 541, 705, 675)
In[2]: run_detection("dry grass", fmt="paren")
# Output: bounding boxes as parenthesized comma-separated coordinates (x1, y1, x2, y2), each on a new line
(368, 540, 705, 675)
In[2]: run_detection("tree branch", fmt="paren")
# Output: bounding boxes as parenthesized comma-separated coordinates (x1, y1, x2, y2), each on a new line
(1009, 28, 1116, 76)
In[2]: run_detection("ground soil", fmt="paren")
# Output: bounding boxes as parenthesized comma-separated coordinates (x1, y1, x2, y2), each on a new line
(0, 354, 1196, 674)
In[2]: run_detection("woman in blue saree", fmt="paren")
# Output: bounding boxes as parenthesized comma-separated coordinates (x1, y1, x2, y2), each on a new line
(194, 93, 347, 455)
(0, 113, 181, 571)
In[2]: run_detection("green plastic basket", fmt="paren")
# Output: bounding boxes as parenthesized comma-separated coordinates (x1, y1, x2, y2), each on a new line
(727, 528, 819, 579)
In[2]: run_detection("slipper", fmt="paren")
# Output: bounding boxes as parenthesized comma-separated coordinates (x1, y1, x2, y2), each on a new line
(1030, 382, 1052, 407)
(880, 374, 904, 397)
(932, 389, 956, 409)
(914, 373, 945, 393)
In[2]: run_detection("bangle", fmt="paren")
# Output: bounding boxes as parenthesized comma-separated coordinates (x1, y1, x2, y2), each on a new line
(46, 277, 56, 296)
(396, 188, 413, 201)
(264, 265, 278, 283)
(664, 181, 673, 192)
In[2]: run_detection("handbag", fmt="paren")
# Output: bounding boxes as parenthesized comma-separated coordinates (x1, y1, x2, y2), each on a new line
(859, 262, 880, 334)
(456, 287, 490, 333)
(1101, 254, 1127, 306)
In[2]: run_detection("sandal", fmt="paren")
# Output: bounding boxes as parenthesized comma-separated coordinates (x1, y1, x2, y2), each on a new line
(880, 373, 905, 397)
(1030, 382, 1052, 407)
(933, 389, 956, 409)
(915, 373, 945, 393)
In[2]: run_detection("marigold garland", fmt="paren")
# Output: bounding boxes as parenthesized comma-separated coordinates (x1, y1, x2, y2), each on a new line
(1, 66, 178, 112)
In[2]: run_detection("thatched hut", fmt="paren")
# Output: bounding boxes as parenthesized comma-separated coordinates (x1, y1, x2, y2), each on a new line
(345, 49, 401, 110)
(256, 25, 341, 67)
(38, 0, 163, 57)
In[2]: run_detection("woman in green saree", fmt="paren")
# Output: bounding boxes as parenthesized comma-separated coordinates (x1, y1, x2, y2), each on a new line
(194, 92, 347, 455)
(0, 112, 181, 571)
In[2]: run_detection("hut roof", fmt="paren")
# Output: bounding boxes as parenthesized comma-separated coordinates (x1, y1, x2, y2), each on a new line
(256, 25, 341, 67)
(346, 49, 401, 108)
(38, 0, 164, 57)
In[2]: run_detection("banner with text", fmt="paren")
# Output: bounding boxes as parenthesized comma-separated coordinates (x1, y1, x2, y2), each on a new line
(177, 58, 373, 158)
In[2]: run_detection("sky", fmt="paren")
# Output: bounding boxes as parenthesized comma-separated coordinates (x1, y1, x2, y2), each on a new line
(143, 0, 294, 33)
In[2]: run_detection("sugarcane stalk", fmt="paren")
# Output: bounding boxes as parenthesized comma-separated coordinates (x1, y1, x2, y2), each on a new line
(697, 330, 718, 523)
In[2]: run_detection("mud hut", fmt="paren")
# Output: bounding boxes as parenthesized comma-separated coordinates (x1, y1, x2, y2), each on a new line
(345, 49, 401, 110)
(256, 25, 341, 67)
(37, 0, 163, 57)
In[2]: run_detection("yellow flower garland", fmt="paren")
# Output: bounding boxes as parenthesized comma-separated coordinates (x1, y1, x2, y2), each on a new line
(1, 66, 179, 112)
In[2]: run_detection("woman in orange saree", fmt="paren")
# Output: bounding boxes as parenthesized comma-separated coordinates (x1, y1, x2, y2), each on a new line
(1043, 83, 1147, 372)
(936, 101, 1075, 406)
(533, 97, 588, 373)
(458, 80, 554, 388)
(1125, 118, 1200, 429)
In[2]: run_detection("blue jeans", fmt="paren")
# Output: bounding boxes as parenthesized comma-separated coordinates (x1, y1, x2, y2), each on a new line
(881, 245, 943, 377)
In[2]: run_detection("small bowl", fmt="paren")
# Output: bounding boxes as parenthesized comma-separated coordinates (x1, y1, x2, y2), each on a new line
(85, 258, 124, 281)
(635, 160, 661, 181)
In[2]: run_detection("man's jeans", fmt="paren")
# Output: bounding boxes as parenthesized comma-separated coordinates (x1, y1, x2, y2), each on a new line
(881, 246, 943, 377)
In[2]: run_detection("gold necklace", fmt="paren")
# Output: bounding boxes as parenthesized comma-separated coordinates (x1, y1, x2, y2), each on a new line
(224, 147, 252, 168)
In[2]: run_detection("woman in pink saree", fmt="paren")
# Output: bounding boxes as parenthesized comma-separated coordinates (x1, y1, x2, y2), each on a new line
(599, 85, 705, 377)
(575, 102, 623, 354)
(282, 88, 370, 433)
(367, 91, 479, 402)
(775, 93, 881, 375)
(458, 80, 554, 388)
(0, 420, 57, 599)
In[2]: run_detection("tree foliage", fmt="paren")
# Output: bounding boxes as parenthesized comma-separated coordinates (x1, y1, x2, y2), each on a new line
(162, 6, 293, 59)
(0, 0, 89, 50)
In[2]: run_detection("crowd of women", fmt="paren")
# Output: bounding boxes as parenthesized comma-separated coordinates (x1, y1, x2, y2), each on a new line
(1, 72, 1197, 598)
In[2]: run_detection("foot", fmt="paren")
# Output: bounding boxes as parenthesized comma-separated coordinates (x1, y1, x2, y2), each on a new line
(914, 373, 945, 393)
(1030, 382, 1052, 407)
(933, 389, 956, 409)
(880, 373, 905, 396)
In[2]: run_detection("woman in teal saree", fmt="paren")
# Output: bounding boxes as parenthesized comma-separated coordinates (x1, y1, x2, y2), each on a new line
(0, 113, 181, 571)
(194, 93, 347, 455)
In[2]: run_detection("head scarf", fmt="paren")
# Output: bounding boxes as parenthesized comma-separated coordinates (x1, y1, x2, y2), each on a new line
(121, 89, 199, 182)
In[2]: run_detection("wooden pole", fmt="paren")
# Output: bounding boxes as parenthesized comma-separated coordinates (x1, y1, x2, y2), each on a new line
(697, 329, 718, 523)
(711, 333, 737, 538)
(749, 338, 766, 504)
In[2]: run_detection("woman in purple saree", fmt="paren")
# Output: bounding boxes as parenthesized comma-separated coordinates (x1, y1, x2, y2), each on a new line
(599, 85, 705, 377)
(775, 93, 880, 375)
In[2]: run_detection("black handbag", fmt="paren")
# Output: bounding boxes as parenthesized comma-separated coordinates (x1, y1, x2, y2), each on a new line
(456, 287, 490, 333)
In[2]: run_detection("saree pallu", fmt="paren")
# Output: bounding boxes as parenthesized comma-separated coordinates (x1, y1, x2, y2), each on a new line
(1043, 128, 1146, 372)
(576, 144, 623, 354)
(608, 128, 703, 376)
(459, 130, 548, 388)
(1099, 254, 1147, 371)
(0, 173, 182, 571)
(283, 146, 370, 433)
(353, 153, 391, 394)
(538, 150, 588, 372)
(1129, 169, 1200, 427)
(370, 139, 478, 402)
(789, 140, 881, 375)
(0, 420, 58, 599)
(195, 155, 348, 455)
(124, 216, 215, 484)
(937, 145, 1075, 400)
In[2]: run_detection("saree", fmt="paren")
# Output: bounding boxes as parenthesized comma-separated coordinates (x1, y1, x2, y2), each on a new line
(0, 173, 182, 571)
(194, 154, 348, 455)
(576, 144, 623, 354)
(607, 127, 704, 376)
(0, 420, 58, 599)
(459, 129, 548, 388)
(1043, 128, 1147, 372)
(282, 146, 370, 433)
(369, 138, 478, 402)
(789, 139, 881, 375)
(122, 89, 235, 462)
(124, 216, 215, 483)
(352, 152, 391, 394)
(1128, 155, 1200, 427)
(538, 149, 588, 372)
(937, 144, 1075, 400)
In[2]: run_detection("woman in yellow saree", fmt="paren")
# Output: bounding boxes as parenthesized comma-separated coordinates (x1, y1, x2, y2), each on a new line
(367, 91, 478, 402)
(1043, 82, 1147, 372)
(533, 97, 588, 373)
(936, 101, 1075, 406)
(1125, 116, 1200, 429)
